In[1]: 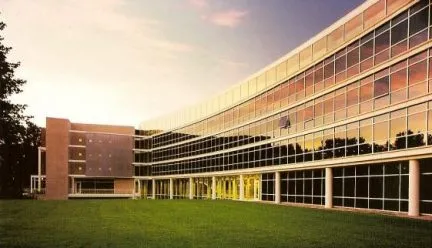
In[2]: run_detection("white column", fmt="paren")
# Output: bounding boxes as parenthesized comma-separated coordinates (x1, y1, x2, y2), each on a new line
(275, 171, 281, 204)
(37, 147, 42, 192)
(239, 175, 244, 201)
(409, 159, 420, 216)
(71, 177, 75, 194)
(138, 180, 141, 197)
(259, 174, 262, 200)
(169, 178, 174, 200)
(212, 176, 216, 200)
(325, 167, 333, 209)
(30, 177, 33, 193)
(151, 179, 156, 200)
(189, 178, 194, 200)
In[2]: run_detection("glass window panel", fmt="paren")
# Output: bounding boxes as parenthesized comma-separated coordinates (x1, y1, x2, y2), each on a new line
(360, 124, 372, 145)
(346, 127, 358, 146)
(360, 83, 373, 102)
(370, 176, 383, 198)
(374, 121, 389, 141)
(428, 110, 432, 131)
(304, 106, 313, 121)
(375, 30, 390, 54)
(335, 55, 346, 74)
(420, 173, 432, 201)
(296, 77, 304, 92)
(384, 176, 400, 199)
(408, 60, 427, 85)
(324, 98, 334, 114)
(347, 48, 359, 68)
(374, 76, 390, 97)
(334, 93, 345, 111)
(390, 116, 407, 138)
(390, 68, 407, 91)
(409, 7, 428, 36)
(370, 164, 383, 175)
(360, 40, 374, 61)
(391, 20, 408, 45)
(346, 88, 359, 106)
(344, 178, 355, 197)
(408, 112, 426, 133)
(356, 177, 368, 198)
(324, 61, 334, 79)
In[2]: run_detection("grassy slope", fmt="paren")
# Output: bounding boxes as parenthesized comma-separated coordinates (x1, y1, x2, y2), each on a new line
(0, 200, 431, 248)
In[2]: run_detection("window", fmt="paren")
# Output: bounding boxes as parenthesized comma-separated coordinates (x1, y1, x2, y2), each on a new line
(360, 83, 373, 102)
(408, 60, 427, 85)
(409, 7, 428, 36)
(374, 76, 389, 97)
(360, 39, 374, 61)
(391, 20, 408, 45)
(375, 31, 389, 54)
(390, 67, 407, 91)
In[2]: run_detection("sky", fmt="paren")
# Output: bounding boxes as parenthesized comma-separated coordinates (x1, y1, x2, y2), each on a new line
(2, 0, 364, 128)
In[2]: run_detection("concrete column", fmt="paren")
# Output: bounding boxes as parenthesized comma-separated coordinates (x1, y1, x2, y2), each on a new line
(275, 171, 281, 204)
(239, 175, 244, 201)
(30, 177, 33, 193)
(151, 179, 156, 200)
(409, 159, 420, 216)
(325, 167, 333, 209)
(212, 176, 216, 200)
(138, 180, 141, 197)
(71, 177, 75, 194)
(169, 178, 174, 200)
(189, 177, 194, 200)
(37, 147, 42, 192)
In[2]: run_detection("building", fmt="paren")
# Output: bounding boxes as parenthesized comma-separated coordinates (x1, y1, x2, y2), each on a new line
(32, 0, 432, 217)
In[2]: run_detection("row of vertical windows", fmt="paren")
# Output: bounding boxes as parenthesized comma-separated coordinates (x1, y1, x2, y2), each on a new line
(139, 159, 431, 214)
(261, 173, 275, 201)
(333, 162, 408, 212)
(152, 1, 429, 148)
(152, 48, 432, 162)
(281, 169, 325, 205)
(151, 102, 432, 176)
(420, 158, 432, 214)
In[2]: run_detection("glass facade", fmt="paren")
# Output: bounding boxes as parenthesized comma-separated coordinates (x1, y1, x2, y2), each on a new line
(281, 169, 325, 205)
(131, 0, 432, 216)
(333, 161, 409, 212)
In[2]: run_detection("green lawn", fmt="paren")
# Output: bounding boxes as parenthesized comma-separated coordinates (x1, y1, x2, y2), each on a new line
(0, 200, 431, 248)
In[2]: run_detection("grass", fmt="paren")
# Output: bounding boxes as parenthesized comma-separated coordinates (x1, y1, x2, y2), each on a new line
(0, 200, 431, 248)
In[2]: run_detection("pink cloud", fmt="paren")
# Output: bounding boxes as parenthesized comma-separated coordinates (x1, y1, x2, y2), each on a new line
(204, 10, 248, 28)
(188, 0, 207, 8)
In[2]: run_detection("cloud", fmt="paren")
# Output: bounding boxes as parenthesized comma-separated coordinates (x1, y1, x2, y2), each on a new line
(188, 0, 208, 9)
(203, 9, 248, 28)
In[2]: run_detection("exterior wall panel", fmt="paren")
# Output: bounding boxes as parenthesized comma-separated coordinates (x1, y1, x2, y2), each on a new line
(46, 118, 70, 200)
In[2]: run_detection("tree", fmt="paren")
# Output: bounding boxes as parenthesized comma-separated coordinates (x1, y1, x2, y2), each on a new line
(0, 17, 41, 198)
